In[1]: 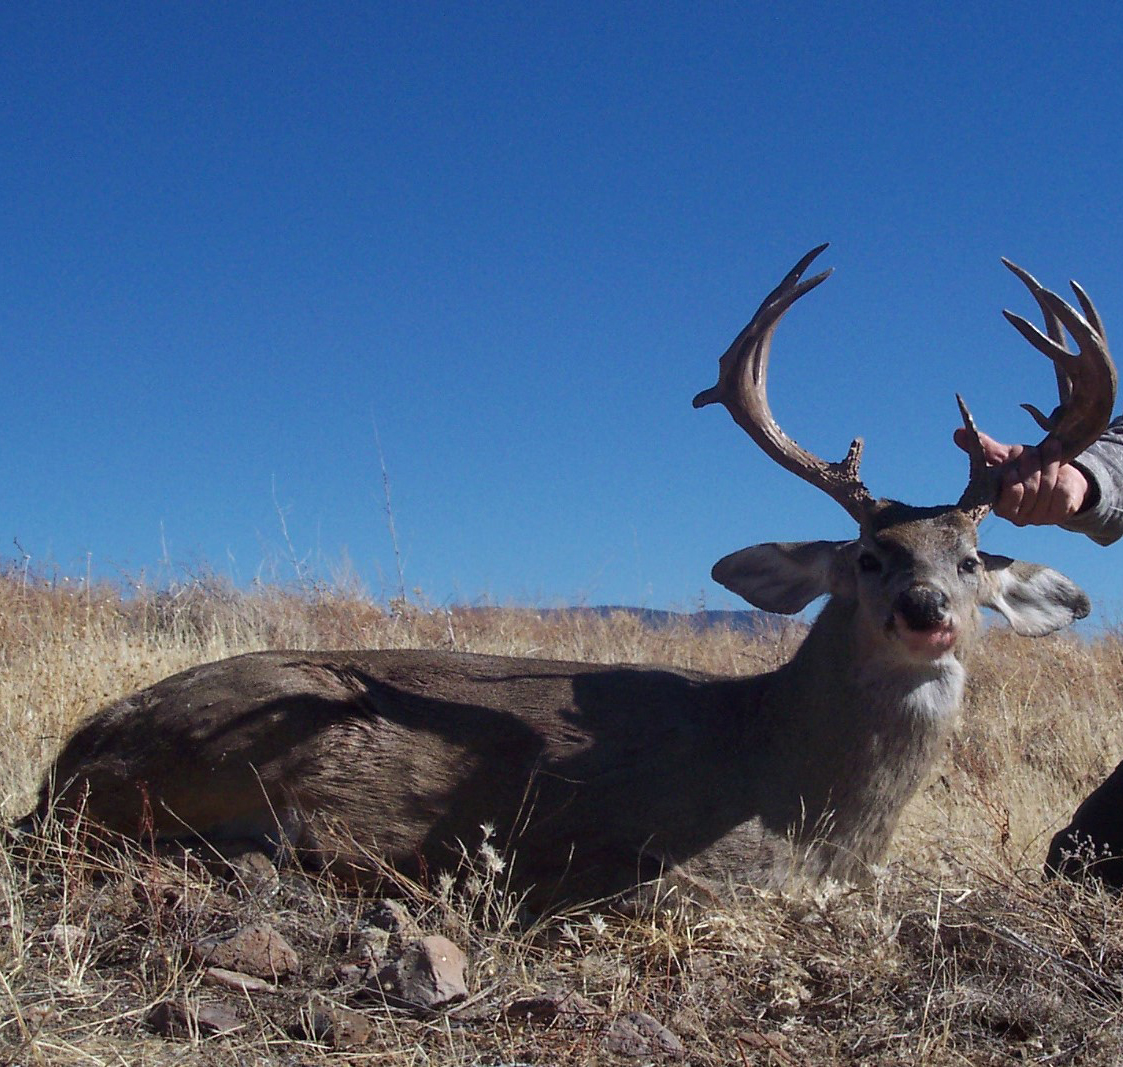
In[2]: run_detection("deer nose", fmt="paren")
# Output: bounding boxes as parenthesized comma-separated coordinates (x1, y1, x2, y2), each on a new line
(893, 586, 950, 631)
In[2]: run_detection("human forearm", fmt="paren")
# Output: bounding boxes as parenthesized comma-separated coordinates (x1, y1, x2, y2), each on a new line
(1062, 417, 1123, 546)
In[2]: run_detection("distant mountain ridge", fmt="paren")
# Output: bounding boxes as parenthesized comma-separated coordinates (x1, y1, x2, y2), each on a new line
(460, 603, 776, 635)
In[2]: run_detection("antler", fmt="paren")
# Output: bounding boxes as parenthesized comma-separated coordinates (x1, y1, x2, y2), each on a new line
(957, 260, 1118, 522)
(694, 245, 876, 525)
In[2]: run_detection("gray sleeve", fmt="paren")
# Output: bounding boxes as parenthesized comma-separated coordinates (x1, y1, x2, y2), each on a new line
(1061, 416, 1123, 546)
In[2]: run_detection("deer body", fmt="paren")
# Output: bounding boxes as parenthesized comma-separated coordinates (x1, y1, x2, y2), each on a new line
(39, 623, 952, 907)
(33, 506, 1085, 908)
(24, 248, 1114, 907)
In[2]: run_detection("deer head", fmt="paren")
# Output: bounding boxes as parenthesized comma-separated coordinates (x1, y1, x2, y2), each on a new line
(694, 247, 1115, 662)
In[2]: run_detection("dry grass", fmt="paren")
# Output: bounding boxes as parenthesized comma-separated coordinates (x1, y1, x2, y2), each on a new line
(3, 568, 1123, 1064)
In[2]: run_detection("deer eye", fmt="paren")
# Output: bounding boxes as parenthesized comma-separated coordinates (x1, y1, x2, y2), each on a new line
(858, 551, 882, 574)
(959, 555, 980, 575)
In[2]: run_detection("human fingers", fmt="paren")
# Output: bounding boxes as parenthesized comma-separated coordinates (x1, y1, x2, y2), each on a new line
(1022, 440, 1061, 524)
(1033, 439, 1091, 522)
(952, 427, 1016, 466)
(994, 444, 1029, 524)
(1001, 440, 1086, 525)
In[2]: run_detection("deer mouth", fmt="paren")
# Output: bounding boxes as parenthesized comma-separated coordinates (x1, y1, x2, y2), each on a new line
(890, 614, 958, 658)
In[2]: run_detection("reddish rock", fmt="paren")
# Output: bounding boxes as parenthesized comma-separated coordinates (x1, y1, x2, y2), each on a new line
(193, 921, 300, 981)
(203, 966, 278, 994)
(301, 999, 373, 1049)
(146, 999, 241, 1038)
(374, 934, 468, 1010)
(504, 990, 600, 1026)
(604, 1011, 685, 1059)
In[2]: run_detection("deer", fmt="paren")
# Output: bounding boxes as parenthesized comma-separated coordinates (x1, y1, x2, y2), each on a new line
(19, 247, 1116, 912)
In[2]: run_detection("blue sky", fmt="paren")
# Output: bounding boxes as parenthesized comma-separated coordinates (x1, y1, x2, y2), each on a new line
(5, 4, 1123, 623)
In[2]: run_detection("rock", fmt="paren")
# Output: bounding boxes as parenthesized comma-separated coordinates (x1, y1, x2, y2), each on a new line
(203, 966, 278, 994)
(220, 850, 281, 897)
(47, 923, 88, 954)
(503, 993, 683, 1059)
(335, 961, 368, 985)
(358, 925, 392, 963)
(504, 990, 600, 1027)
(334, 922, 394, 984)
(364, 899, 419, 940)
(192, 921, 300, 981)
(146, 999, 241, 1038)
(373, 934, 468, 1010)
(300, 998, 374, 1049)
(603, 1011, 685, 1059)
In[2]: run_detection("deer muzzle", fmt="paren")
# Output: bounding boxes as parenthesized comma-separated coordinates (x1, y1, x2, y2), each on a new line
(890, 586, 958, 657)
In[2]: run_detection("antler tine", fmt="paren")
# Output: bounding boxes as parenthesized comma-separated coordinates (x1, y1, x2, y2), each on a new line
(1071, 278, 1108, 339)
(1003, 258, 1071, 418)
(741, 243, 833, 335)
(955, 394, 994, 524)
(1010, 260, 1069, 424)
(694, 246, 876, 525)
(957, 260, 1118, 521)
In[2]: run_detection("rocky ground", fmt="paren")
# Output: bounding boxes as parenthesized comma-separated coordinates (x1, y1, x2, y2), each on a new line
(7, 815, 1123, 1066)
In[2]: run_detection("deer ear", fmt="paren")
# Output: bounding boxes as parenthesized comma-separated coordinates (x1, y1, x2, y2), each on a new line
(977, 552, 1091, 635)
(712, 540, 851, 614)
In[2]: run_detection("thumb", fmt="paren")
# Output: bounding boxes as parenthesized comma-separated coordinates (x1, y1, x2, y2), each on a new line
(953, 427, 1015, 465)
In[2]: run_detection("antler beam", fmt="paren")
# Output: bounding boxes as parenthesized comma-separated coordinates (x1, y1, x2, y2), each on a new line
(694, 245, 876, 525)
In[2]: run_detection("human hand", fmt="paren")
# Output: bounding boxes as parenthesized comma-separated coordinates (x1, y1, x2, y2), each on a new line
(952, 428, 1092, 526)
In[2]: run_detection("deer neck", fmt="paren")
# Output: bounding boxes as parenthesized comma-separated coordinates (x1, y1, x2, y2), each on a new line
(789, 595, 967, 722)
(757, 596, 964, 876)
